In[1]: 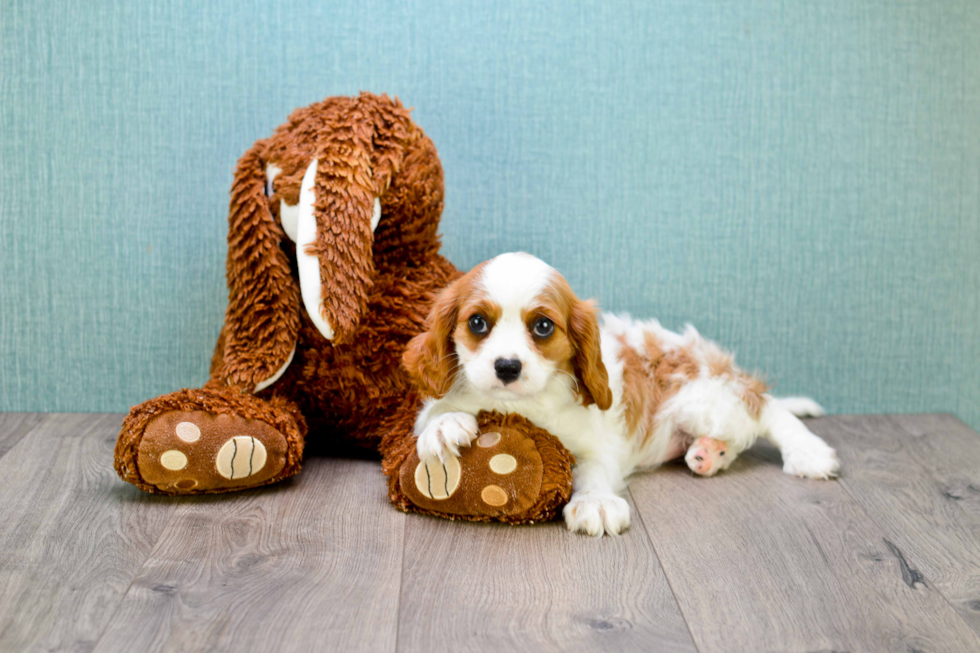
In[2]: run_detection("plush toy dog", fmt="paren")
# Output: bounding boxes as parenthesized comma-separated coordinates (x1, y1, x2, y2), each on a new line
(114, 93, 574, 523)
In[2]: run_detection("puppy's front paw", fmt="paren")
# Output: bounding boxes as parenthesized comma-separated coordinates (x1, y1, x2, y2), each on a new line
(563, 492, 631, 537)
(416, 412, 479, 461)
(782, 444, 840, 479)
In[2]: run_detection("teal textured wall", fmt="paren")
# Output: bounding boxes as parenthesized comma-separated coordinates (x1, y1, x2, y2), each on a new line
(2, 0, 978, 429)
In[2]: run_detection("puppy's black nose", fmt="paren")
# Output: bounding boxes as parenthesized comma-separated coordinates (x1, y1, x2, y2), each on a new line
(494, 358, 522, 384)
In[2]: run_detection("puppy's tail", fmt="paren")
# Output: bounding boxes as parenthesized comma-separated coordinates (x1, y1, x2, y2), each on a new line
(772, 396, 826, 418)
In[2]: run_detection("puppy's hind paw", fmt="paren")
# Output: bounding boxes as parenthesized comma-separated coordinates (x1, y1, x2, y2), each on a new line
(563, 492, 631, 537)
(782, 445, 840, 479)
(416, 412, 479, 462)
(684, 437, 731, 476)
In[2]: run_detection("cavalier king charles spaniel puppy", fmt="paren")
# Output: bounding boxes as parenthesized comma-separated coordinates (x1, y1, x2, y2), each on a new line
(403, 252, 840, 536)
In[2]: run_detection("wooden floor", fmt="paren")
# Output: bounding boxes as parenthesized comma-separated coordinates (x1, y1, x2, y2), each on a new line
(1, 413, 979, 652)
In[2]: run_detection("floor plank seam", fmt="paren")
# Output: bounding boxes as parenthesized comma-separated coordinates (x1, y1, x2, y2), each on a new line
(830, 427, 980, 641)
(626, 486, 702, 652)
(392, 508, 409, 653)
(86, 496, 182, 653)
(0, 414, 51, 462)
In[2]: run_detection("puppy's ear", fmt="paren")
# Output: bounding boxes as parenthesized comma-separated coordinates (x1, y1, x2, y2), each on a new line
(568, 298, 613, 410)
(402, 278, 463, 398)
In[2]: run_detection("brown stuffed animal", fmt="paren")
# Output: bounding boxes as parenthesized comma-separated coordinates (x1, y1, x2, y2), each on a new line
(114, 93, 574, 523)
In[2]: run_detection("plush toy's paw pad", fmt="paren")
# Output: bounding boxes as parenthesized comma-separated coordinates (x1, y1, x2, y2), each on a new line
(684, 436, 730, 476)
(782, 445, 840, 479)
(414, 455, 463, 500)
(137, 411, 289, 493)
(563, 492, 631, 537)
(400, 424, 545, 518)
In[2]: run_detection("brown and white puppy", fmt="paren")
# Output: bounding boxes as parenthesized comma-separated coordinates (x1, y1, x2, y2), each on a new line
(404, 253, 839, 536)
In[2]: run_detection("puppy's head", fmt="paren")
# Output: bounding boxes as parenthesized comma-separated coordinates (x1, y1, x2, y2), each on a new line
(403, 253, 612, 409)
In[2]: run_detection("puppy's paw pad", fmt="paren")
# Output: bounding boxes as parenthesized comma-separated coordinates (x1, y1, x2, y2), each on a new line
(416, 412, 479, 461)
(563, 493, 631, 537)
(782, 446, 840, 479)
(684, 437, 729, 476)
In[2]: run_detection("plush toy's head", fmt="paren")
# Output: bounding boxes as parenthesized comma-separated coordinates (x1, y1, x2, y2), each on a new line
(259, 93, 445, 346)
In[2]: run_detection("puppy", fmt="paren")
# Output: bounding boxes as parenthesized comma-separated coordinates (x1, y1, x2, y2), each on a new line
(403, 253, 840, 536)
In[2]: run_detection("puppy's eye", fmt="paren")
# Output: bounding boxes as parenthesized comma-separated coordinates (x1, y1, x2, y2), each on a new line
(468, 314, 489, 335)
(532, 317, 555, 338)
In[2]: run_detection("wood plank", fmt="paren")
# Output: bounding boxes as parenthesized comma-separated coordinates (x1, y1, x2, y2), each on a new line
(397, 495, 697, 653)
(0, 412, 48, 458)
(92, 457, 405, 653)
(630, 429, 980, 653)
(811, 414, 980, 635)
(0, 413, 177, 652)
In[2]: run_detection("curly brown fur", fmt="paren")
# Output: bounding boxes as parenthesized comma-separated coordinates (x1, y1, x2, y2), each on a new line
(114, 93, 575, 523)
(211, 92, 459, 446)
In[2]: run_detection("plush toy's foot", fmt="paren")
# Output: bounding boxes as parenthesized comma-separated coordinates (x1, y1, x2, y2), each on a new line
(114, 388, 306, 495)
(388, 411, 575, 524)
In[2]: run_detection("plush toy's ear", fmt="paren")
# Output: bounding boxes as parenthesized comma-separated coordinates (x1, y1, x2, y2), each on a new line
(293, 93, 415, 346)
(568, 298, 613, 410)
(402, 278, 464, 398)
(220, 142, 302, 391)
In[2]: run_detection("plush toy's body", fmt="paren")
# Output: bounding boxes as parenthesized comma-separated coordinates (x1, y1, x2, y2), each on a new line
(114, 93, 573, 523)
